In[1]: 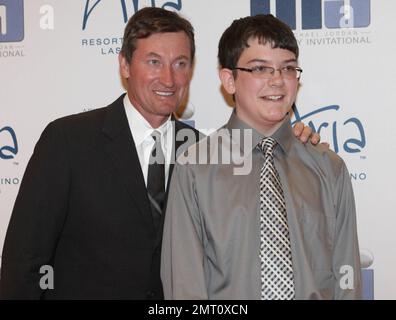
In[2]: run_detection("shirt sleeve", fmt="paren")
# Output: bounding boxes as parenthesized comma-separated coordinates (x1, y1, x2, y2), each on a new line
(161, 162, 208, 299)
(332, 161, 362, 299)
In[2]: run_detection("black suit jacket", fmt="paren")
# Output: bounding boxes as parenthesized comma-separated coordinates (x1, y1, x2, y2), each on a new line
(0, 94, 201, 299)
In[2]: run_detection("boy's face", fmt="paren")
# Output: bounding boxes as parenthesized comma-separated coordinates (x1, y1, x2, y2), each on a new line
(221, 38, 299, 134)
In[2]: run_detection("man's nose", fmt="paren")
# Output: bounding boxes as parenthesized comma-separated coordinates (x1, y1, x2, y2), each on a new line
(159, 65, 175, 87)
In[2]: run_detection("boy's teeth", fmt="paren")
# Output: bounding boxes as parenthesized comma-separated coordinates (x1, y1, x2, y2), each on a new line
(267, 95, 282, 100)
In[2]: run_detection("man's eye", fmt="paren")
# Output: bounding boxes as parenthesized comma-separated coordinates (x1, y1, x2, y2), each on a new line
(148, 59, 160, 66)
(175, 60, 187, 68)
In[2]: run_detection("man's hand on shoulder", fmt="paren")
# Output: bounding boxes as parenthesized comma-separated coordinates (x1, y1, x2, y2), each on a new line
(292, 122, 326, 146)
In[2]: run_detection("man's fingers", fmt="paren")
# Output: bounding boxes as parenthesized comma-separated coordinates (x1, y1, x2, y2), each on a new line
(310, 132, 321, 145)
(293, 122, 304, 137)
(300, 125, 312, 143)
(292, 123, 324, 145)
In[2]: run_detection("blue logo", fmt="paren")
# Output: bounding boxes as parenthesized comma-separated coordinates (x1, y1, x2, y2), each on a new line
(251, 0, 370, 30)
(82, 0, 182, 30)
(362, 268, 374, 300)
(360, 249, 374, 300)
(0, 126, 18, 159)
(0, 0, 24, 42)
(292, 104, 366, 154)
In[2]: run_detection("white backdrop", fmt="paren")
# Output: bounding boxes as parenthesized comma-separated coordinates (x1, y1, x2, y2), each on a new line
(1, 0, 395, 299)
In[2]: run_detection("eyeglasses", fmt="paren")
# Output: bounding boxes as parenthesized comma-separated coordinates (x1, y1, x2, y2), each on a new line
(233, 65, 303, 79)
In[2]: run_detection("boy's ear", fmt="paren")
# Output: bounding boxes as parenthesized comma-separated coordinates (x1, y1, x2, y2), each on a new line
(219, 68, 236, 95)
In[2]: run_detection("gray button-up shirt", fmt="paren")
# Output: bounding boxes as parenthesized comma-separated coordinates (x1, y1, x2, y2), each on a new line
(161, 112, 362, 300)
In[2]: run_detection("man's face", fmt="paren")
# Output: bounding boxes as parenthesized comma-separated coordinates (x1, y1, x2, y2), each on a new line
(221, 38, 299, 134)
(119, 32, 192, 127)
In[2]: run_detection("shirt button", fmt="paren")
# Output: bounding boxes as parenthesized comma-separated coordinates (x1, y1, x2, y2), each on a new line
(146, 291, 155, 298)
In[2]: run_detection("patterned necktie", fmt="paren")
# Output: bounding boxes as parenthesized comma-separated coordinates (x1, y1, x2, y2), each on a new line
(258, 137, 295, 300)
(147, 130, 165, 231)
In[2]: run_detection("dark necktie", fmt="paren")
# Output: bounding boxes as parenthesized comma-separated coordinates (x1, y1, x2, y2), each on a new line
(147, 130, 165, 230)
(258, 137, 295, 300)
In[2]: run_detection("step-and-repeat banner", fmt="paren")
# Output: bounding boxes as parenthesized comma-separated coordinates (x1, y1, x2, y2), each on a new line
(1, 0, 395, 299)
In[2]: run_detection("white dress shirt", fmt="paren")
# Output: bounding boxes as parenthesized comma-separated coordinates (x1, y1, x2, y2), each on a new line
(123, 94, 173, 187)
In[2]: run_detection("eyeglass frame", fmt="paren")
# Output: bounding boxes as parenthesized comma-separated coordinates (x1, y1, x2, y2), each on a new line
(232, 65, 303, 79)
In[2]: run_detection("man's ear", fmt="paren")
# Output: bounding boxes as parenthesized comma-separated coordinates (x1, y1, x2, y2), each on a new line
(219, 68, 236, 95)
(118, 54, 130, 78)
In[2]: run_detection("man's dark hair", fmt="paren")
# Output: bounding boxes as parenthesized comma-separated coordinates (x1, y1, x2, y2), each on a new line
(121, 7, 195, 63)
(218, 14, 298, 70)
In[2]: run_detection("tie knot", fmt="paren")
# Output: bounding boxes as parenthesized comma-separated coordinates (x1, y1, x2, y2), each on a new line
(258, 137, 277, 156)
(150, 130, 164, 161)
(151, 130, 162, 143)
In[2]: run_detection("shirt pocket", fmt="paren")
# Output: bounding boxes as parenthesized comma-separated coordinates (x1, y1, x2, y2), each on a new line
(299, 202, 336, 270)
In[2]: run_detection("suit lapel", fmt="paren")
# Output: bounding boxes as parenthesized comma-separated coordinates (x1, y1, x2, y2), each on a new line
(102, 95, 154, 232)
(166, 120, 184, 193)
(101, 98, 201, 245)
(155, 119, 200, 247)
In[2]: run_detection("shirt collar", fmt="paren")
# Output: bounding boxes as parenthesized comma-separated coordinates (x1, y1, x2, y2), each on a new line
(225, 110, 293, 156)
(123, 94, 172, 146)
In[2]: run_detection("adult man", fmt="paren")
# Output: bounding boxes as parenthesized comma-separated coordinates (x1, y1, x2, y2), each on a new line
(0, 8, 317, 299)
(0, 7, 199, 300)
(161, 14, 361, 299)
